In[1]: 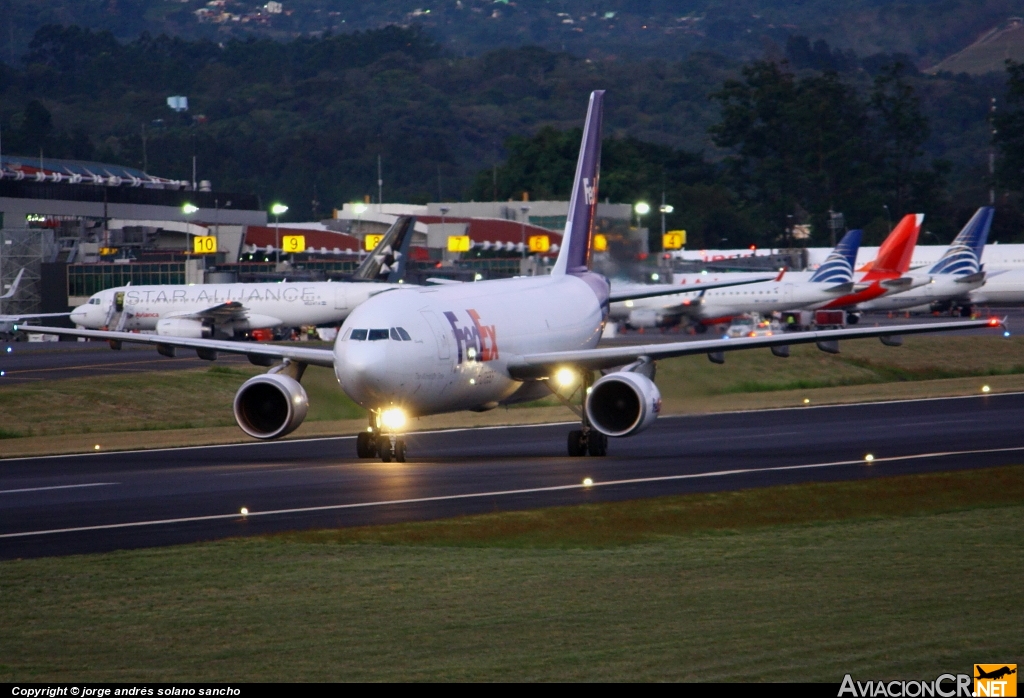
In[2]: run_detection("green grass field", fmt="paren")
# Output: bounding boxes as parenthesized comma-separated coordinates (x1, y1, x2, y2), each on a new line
(1, 335, 1021, 440)
(2, 466, 1022, 681)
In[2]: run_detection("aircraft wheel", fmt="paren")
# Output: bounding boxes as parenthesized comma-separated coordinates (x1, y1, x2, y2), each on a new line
(567, 430, 587, 457)
(356, 431, 375, 458)
(379, 435, 393, 463)
(395, 439, 407, 463)
(587, 431, 608, 457)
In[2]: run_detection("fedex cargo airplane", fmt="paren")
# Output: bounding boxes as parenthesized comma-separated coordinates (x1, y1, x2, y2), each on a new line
(68, 215, 418, 339)
(32, 91, 1003, 460)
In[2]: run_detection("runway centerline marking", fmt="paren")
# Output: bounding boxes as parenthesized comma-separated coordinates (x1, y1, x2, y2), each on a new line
(0, 482, 119, 495)
(4, 444, 1023, 539)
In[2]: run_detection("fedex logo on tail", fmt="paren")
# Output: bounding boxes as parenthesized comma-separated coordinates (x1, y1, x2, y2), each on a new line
(443, 309, 499, 363)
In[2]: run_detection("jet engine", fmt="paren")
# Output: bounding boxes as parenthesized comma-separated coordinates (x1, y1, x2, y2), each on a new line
(156, 318, 211, 338)
(625, 308, 681, 330)
(585, 371, 662, 437)
(233, 373, 309, 439)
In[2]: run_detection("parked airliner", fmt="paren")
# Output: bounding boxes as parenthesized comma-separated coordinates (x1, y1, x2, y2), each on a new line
(608, 228, 864, 330)
(857, 206, 994, 315)
(33, 92, 1003, 460)
(69, 215, 418, 338)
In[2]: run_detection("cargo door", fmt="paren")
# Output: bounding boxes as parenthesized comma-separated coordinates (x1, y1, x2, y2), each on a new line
(420, 309, 450, 360)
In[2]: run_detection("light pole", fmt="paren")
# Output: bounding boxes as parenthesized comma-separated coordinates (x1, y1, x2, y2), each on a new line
(271, 203, 288, 265)
(634, 201, 650, 254)
(883, 205, 892, 232)
(659, 202, 673, 244)
(519, 205, 530, 259)
(182, 202, 198, 257)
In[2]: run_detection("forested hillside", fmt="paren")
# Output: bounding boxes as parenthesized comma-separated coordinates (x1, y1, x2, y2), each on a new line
(3, 0, 1024, 69)
(0, 24, 1021, 247)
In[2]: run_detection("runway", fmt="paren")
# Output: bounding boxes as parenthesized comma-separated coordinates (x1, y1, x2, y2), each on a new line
(2, 392, 1022, 559)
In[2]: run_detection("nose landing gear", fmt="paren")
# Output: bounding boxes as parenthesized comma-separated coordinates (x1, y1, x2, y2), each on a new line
(356, 410, 407, 462)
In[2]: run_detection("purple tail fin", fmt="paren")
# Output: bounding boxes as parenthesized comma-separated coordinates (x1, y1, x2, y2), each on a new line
(552, 90, 604, 276)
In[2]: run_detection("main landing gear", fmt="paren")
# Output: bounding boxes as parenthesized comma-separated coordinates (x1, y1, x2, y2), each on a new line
(546, 367, 608, 458)
(356, 410, 407, 462)
(567, 428, 607, 457)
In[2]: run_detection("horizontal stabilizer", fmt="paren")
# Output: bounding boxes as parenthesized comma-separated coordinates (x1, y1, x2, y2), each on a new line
(955, 271, 986, 284)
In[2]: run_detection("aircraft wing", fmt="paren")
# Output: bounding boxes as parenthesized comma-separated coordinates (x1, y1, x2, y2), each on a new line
(609, 275, 777, 303)
(25, 326, 336, 368)
(0, 312, 72, 322)
(506, 318, 1002, 379)
(169, 301, 249, 321)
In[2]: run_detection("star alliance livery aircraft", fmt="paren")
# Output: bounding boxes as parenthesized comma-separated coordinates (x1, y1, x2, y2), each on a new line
(68, 215, 419, 339)
(32, 92, 1004, 460)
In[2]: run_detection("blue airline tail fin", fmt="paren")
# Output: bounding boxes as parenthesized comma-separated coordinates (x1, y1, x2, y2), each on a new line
(809, 228, 862, 283)
(928, 206, 994, 275)
(551, 90, 604, 277)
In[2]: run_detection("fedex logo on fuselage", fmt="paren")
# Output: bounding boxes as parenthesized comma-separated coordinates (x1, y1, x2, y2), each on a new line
(443, 309, 498, 364)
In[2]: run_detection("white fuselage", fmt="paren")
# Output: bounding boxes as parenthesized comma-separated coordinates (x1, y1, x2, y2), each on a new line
(610, 275, 854, 324)
(970, 269, 1024, 305)
(857, 273, 983, 312)
(70, 282, 403, 331)
(333, 274, 605, 417)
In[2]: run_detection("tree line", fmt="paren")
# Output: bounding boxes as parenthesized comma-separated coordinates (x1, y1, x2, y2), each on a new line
(0, 24, 1018, 246)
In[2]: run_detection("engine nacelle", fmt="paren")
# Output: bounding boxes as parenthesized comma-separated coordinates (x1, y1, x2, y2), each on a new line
(156, 317, 211, 338)
(626, 308, 661, 329)
(585, 371, 662, 437)
(233, 373, 309, 439)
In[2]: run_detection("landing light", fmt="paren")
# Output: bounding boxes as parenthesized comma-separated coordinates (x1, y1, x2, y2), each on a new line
(803, 398, 810, 404)
(583, 477, 593, 487)
(988, 317, 1000, 327)
(381, 407, 407, 430)
(94, 444, 101, 450)
(240, 507, 249, 516)
(555, 367, 576, 387)
(982, 385, 991, 393)
(864, 454, 874, 463)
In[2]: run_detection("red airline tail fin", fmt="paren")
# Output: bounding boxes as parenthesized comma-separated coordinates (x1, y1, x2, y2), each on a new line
(870, 214, 923, 275)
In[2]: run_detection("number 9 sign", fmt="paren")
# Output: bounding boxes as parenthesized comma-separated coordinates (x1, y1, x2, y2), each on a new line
(283, 235, 306, 253)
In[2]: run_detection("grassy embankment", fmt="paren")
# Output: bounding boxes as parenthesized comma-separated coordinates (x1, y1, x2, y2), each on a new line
(0, 335, 1021, 455)
(2, 466, 1022, 681)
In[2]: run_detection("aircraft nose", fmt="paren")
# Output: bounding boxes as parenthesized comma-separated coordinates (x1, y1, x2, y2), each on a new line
(70, 307, 87, 324)
(337, 340, 394, 404)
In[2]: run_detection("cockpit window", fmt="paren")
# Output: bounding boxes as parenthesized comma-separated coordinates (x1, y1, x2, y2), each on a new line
(368, 329, 389, 341)
(396, 327, 412, 341)
(350, 329, 368, 341)
(389, 328, 402, 341)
